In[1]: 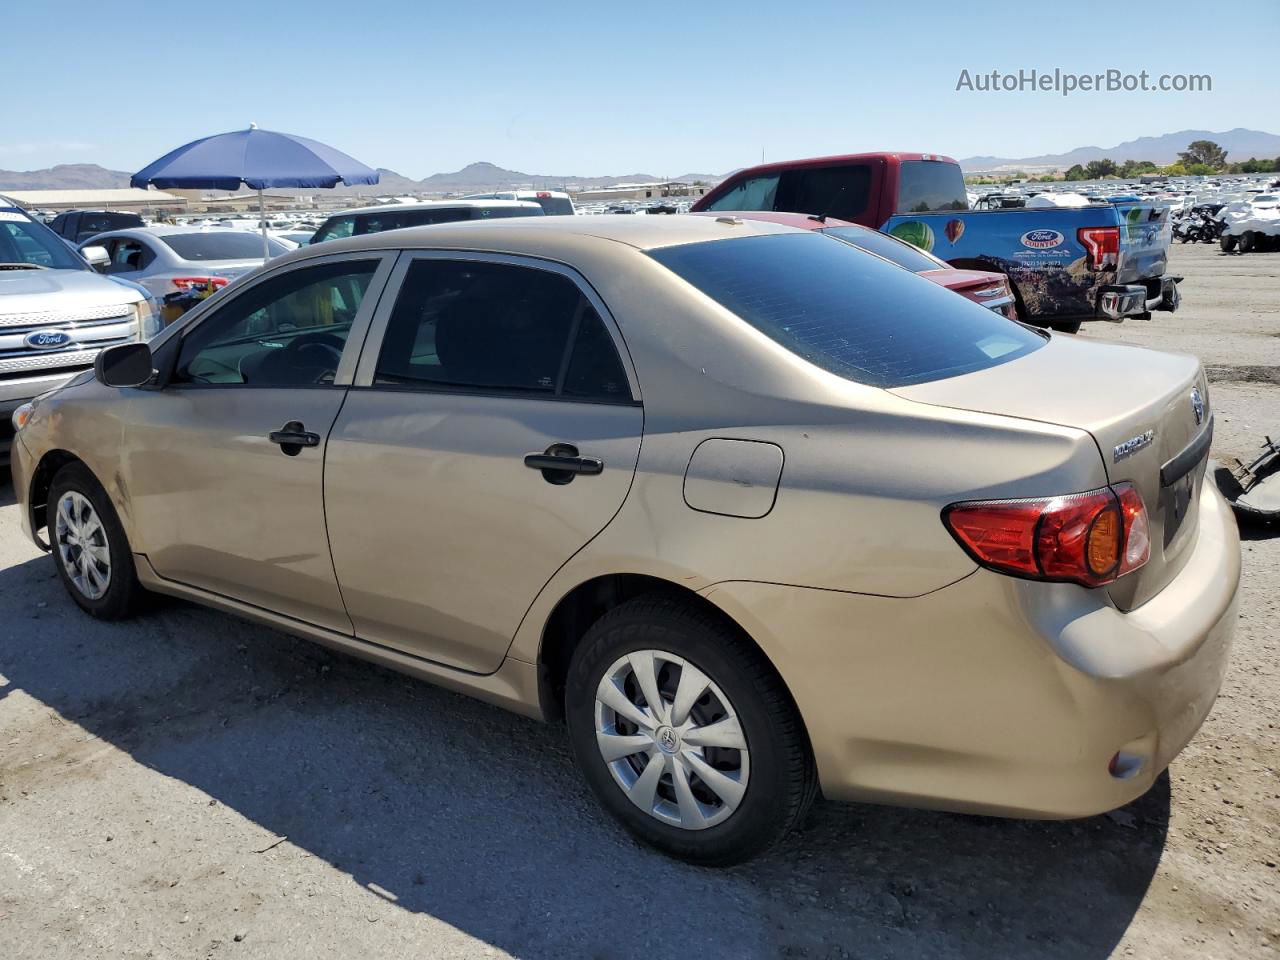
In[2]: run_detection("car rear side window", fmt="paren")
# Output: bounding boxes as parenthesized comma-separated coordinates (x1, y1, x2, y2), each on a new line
(649, 233, 1043, 388)
(705, 165, 871, 222)
(374, 259, 631, 402)
(896, 161, 969, 213)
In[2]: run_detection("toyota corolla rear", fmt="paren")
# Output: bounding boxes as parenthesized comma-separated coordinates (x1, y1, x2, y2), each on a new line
(649, 230, 1239, 818)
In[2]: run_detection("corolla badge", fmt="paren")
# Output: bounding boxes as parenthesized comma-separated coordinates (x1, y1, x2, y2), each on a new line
(1020, 229, 1064, 249)
(1190, 386, 1205, 425)
(1114, 430, 1155, 463)
(23, 330, 73, 350)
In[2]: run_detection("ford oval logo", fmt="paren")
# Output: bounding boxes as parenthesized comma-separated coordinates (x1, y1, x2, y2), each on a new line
(1020, 229, 1065, 249)
(23, 330, 73, 350)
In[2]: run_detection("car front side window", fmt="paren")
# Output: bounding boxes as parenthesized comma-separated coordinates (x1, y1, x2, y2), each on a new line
(171, 259, 378, 387)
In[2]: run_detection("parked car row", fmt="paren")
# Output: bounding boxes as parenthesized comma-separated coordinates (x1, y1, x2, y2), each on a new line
(9, 211, 1238, 866)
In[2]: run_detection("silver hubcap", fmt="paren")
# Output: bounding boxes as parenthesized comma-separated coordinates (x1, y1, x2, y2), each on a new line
(594, 650, 750, 830)
(54, 491, 111, 601)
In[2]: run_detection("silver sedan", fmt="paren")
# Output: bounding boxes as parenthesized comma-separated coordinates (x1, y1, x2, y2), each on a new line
(79, 226, 291, 299)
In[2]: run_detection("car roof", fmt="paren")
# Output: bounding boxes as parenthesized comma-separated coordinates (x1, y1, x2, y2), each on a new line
(277, 213, 804, 264)
(321, 199, 544, 219)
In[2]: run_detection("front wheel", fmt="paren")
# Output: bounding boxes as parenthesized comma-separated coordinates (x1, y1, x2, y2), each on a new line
(1221, 234, 1237, 252)
(48, 463, 144, 620)
(565, 596, 817, 866)
(1238, 231, 1256, 254)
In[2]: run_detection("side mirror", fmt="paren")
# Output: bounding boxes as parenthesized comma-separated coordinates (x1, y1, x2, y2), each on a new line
(81, 245, 110, 271)
(95, 342, 153, 388)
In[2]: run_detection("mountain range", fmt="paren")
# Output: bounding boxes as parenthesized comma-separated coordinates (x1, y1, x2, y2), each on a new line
(4, 128, 1277, 194)
(0, 160, 722, 195)
(960, 128, 1280, 171)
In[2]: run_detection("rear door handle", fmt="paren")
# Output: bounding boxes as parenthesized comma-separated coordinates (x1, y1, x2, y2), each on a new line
(269, 420, 321, 455)
(524, 443, 603, 484)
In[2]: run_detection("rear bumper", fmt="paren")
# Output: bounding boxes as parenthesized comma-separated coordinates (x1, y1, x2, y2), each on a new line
(1096, 276, 1181, 321)
(701, 482, 1239, 818)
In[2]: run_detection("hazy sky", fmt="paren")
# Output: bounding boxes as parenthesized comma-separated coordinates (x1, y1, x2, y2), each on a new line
(5, 0, 1274, 177)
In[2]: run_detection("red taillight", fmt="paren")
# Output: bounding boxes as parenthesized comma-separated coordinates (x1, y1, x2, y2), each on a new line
(943, 483, 1148, 587)
(171, 277, 229, 292)
(536, 191, 551, 198)
(1077, 227, 1120, 270)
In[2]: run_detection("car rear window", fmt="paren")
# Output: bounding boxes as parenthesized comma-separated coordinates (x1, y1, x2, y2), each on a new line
(896, 161, 968, 213)
(822, 226, 946, 273)
(160, 232, 289, 260)
(648, 233, 1042, 388)
(531, 195, 574, 216)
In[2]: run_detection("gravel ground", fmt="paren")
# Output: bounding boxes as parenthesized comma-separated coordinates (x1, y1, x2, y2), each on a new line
(1, 243, 1277, 960)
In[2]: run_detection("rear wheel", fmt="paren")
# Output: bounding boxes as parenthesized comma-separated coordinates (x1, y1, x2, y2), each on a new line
(1238, 231, 1256, 254)
(48, 463, 144, 620)
(1050, 319, 1083, 334)
(1221, 234, 1237, 252)
(565, 596, 816, 866)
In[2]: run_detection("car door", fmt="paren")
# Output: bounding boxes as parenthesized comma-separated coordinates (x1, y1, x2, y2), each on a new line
(121, 252, 396, 632)
(324, 251, 644, 672)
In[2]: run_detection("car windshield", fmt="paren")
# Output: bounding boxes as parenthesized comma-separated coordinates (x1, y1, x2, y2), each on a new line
(821, 226, 947, 273)
(649, 233, 1043, 389)
(0, 211, 85, 270)
(159, 232, 288, 261)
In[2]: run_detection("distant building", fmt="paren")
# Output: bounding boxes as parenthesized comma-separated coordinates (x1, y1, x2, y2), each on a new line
(3, 187, 187, 213)
(572, 181, 709, 203)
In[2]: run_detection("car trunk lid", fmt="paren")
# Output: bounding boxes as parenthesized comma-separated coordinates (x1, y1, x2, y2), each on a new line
(892, 334, 1209, 610)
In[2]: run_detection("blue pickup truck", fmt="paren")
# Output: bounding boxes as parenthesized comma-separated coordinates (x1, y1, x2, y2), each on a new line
(690, 152, 1181, 333)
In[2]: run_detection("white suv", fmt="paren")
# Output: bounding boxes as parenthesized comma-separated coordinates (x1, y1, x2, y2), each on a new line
(1, 200, 158, 465)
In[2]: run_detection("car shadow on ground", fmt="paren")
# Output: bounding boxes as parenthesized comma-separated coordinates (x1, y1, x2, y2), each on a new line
(0, 550, 1170, 960)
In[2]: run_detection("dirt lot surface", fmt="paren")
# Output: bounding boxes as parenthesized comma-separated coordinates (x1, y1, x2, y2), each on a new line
(1, 243, 1277, 960)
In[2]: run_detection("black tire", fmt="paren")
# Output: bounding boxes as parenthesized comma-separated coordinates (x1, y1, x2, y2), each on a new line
(48, 462, 144, 620)
(1220, 234, 1237, 253)
(1238, 231, 1256, 254)
(1050, 319, 1083, 334)
(565, 595, 817, 866)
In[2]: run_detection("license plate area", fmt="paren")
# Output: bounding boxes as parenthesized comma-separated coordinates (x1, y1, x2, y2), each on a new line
(1161, 467, 1198, 548)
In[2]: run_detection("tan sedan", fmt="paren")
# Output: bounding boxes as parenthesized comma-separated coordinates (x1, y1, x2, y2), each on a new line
(9, 215, 1239, 865)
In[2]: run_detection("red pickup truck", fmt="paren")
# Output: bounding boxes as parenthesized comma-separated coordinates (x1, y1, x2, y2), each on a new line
(691, 152, 1181, 333)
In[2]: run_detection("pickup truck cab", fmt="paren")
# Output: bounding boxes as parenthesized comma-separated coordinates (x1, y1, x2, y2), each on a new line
(691, 152, 1181, 333)
(0, 202, 157, 465)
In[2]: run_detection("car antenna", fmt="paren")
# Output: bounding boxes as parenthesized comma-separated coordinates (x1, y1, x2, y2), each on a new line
(809, 185, 847, 225)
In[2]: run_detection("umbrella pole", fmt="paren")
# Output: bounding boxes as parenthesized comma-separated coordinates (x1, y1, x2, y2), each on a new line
(258, 188, 269, 260)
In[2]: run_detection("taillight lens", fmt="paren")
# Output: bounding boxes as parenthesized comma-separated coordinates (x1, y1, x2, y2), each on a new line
(171, 277, 229, 292)
(943, 483, 1148, 587)
(1077, 227, 1120, 270)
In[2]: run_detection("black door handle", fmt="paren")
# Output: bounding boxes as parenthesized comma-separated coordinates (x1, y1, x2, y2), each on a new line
(524, 443, 603, 484)
(269, 420, 321, 456)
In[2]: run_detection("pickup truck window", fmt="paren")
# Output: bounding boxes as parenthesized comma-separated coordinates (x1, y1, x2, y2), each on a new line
(705, 165, 871, 222)
(650, 233, 1042, 388)
(896, 161, 969, 213)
